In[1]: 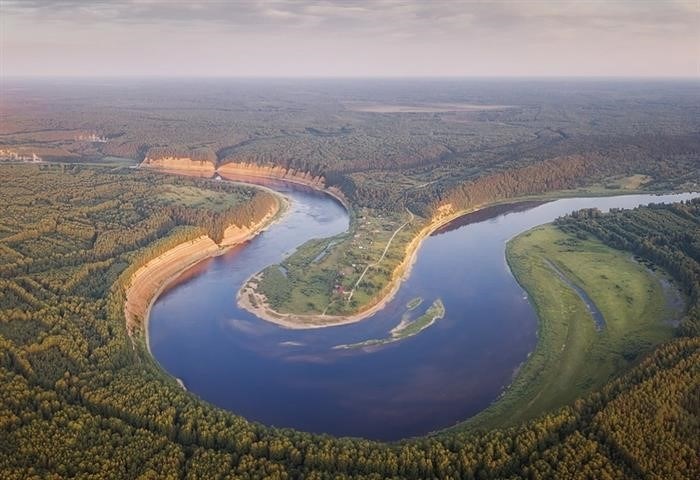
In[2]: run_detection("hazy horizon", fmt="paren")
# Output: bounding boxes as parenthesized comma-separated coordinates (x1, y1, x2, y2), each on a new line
(4, 75, 699, 80)
(2, 0, 698, 78)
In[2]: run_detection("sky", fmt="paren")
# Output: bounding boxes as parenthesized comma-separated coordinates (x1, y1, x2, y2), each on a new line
(1, 0, 698, 77)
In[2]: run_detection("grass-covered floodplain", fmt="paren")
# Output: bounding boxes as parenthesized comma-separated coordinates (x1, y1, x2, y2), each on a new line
(466, 224, 680, 429)
(254, 207, 418, 316)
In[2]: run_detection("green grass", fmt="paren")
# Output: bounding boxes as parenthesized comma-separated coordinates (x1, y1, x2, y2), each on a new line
(391, 298, 444, 338)
(155, 184, 248, 212)
(334, 298, 445, 349)
(256, 235, 351, 314)
(463, 224, 679, 430)
(254, 207, 420, 315)
(406, 297, 423, 311)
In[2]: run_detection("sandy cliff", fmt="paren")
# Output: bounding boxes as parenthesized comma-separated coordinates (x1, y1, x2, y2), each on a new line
(124, 200, 280, 343)
(217, 161, 325, 188)
(219, 206, 278, 247)
(141, 157, 324, 186)
(124, 235, 218, 333)
(139, 157, 350, 208)
(141, 156, 216, 173)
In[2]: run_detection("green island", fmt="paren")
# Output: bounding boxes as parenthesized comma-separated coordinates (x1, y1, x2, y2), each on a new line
(334, 298, 444, 349)
(406, 297, 423, 311)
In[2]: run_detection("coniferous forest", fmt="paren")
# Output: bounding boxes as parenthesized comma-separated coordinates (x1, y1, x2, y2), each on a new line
(0, 162, 698, 479)
(3, 1, 700, 476)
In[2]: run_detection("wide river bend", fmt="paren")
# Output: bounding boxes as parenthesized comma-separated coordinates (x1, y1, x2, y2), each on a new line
(149, 181, 697, 440)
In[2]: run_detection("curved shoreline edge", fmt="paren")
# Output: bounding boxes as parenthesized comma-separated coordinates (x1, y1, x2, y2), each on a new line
(236, 189, 698, 329)
(133, 163, 698, 333)
(141, 161, 352, 212)
(124, 192, 287, 353)
(236, 203, 495, 329)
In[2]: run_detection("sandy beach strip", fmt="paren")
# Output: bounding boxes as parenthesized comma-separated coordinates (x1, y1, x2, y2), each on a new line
(235, 204, 484, 329)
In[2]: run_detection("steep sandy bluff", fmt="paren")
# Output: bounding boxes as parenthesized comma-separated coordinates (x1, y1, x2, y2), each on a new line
(141, 146, 217, 172)
(218, 203, 279, 247)
(141, 156, 216, 173)
(217, 161, 325, 188)
(124, 198, 280, 339)
(124, 235, 219, 334)
(217, 161, 350, 208)
(138, 157, 323, 187)
(138, 155, 350, 208)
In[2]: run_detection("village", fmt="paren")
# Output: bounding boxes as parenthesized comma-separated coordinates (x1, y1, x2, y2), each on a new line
(0, 149, 42, 162)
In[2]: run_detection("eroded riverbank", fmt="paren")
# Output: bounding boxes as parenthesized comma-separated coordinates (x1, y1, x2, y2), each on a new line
(235, 201, 526, 329)
(148, 179, 698, 439)
(124, 197, 283, 351)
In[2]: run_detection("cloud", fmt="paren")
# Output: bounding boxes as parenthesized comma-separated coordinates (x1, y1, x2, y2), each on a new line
(6, 1, 695, 31)
(2, 0, 698, 76)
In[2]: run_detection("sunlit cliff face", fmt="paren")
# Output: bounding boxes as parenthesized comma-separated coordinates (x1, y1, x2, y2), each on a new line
(2, 0, 698, 77)
(141, 157, 326, 187)
(141, 157, 216, 173)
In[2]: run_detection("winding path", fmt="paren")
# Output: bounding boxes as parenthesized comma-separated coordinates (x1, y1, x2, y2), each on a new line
(347, 209, 415, 302)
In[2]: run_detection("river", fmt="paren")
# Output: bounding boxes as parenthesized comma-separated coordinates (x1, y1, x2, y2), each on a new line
(148, 184, 697, 440)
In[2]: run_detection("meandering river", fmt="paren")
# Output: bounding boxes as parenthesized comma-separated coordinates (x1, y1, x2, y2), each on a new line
(149, 182, 697, 441)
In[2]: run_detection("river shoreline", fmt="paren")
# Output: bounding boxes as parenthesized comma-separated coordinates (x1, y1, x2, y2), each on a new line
(142, 161, 352, 212)
(235, 188, 698, 329)
(235, 202, 505, 329)
(138, 164, 698, 332)
(124, 194, 286, 353)
(137, 162, 443, 331)
(148, 188, 698, 438)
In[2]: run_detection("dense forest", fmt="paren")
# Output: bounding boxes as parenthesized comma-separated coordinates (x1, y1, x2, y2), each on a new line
(2, 80, 699, 214)
(144, 147, 218, 165)
(424, 151, 699, 218)
(0, 164, 697, 479)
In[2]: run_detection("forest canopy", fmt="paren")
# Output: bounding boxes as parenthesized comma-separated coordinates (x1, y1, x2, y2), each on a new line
(3, 79, 699, 214)
(0, 164, 698, 479)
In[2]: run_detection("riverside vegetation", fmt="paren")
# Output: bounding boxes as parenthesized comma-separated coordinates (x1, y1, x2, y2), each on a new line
(0, 160, 699, 478)
(4, 79, 700, 326)
(1, 79, 700, 478)
(333, 298, 445, 349)
(467, 224, 680, 430)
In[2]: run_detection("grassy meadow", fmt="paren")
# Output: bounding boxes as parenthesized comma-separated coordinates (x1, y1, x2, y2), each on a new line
(464, 224, 680, 430)
(256, 207, 420, 315)
(155, 184, 250, 212)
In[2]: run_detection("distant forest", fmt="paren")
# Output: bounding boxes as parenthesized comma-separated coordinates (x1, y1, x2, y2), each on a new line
(0, 164, 698, 479)
(145, 146, 217, 164)
(2, 79, 698, 215)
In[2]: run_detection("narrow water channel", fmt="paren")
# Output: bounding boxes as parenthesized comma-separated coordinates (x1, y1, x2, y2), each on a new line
(545, 259, 606, 330)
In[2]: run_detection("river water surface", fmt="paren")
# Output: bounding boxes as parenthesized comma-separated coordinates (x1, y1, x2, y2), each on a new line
(149, 184, 697, 440)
